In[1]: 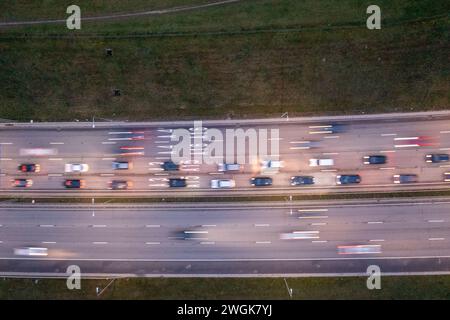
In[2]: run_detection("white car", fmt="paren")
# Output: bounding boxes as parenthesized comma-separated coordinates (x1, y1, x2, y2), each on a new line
(261, 160, 283, 170)
(309, 158, 334, 166)
(65, 163, 89, 173)
(210, 179, 236, 189)
(14, 247, 48, 256)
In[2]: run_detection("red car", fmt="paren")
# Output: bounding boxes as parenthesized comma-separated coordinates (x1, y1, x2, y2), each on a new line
(13, 179, 33, 188)
(18, 164, 40, 173)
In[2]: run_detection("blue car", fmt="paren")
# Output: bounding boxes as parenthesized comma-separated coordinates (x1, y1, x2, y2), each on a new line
(336, 175, 361, 185)
(363, 155, 386, 165)
(290, 176, 315, 186)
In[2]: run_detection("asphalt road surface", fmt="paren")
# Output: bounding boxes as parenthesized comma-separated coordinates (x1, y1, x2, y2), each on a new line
(1, 113, 450, 197)
(1, 198, 450, 276)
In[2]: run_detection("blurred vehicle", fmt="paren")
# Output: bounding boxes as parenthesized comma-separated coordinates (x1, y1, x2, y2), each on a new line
(261, 160, 283, 170)
(394, 136, 436, 147)
(64, 179, 85, 189)
(14, 247, 48, 256)
(169, 178, 187, 188)
(250, 177, 272, 187)
(290, 141, 320, 149)
(65, 163, 89, 173)
(280, 231, 319, 240)
(309, 158, 334, 167)
(119, 146, 144, 156)
(445, 172, 450, 182)
(210, 179, 236, 189)
(110, 180, 132, 190)
(363, 155, 386, 165)
(290, 176, 315, 186)
(393, 174, 417, 184)
(13, 179, 33, 188)
(336, 175, 361, 185)
(175, 228, 209, 240)
(162, 161, 180, 171)
(112, 161, 132, 170)
(338, 245, 381, 255)
(19, 148, 57, 156)
(18, 164, 40, 173)
(425, 154, 449, 163)
(217, 163, 241, 172)
(308, 124, 345, 134)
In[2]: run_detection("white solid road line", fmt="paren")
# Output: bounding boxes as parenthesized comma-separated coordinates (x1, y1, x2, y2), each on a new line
(48, 158, 63, 161)
(200, 242, 215, 245)
(428, 220, 444, 223)
(48, 174, 62, 177)
(39, 225, 55, 227)
(145, 225, 160, 228)
(324, 136, 339, 139)
(370, 239, 385, 242)
(381, 133, 397, 136)
(102, 158, 116, 161)
(395, 144, 419, 148)
(255, 241, 271, 244)
(298, 209, 329, 212)
(93, 242, 108, 245)
(0, 142, 13, 145)
(380, 150, 396, 153)
(367, 221, 383, 224)
(380, 167, 396, 170)
(92, 225, 107, 228)
(254, 224, 270, 227)
(311, 240, 327, 243)
(145, 242, 160, 245)
(428, 238, 445, 241)
(102, 141, 116, 144)
(50, 142, 64, 145)
(440, 131, 450, 134)
(310, 222, 327, 226)
(0, 158, 12, 161)
(42, 241, 56, 244)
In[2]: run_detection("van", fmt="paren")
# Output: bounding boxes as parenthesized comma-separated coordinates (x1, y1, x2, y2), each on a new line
(217, 163, 241, 172)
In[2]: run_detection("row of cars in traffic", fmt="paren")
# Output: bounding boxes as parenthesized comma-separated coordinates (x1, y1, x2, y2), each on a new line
(10, 153, 450, 188)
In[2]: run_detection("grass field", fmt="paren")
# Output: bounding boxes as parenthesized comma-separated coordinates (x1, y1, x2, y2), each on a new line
(1, 275, 450, 299)
(0, 0, 448, 121)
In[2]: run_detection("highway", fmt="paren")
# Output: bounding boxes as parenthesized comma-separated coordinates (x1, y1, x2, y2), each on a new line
(1, 198, 450, 276)
(1, 112, 450, 197)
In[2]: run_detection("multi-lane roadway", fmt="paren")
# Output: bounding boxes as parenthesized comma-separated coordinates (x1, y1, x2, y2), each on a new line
(1, 198, 450, 276)
(1, 112, 450, 197)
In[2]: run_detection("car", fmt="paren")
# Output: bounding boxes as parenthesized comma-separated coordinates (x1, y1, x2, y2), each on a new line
(336, 175, 361, 185)
(445, 172, 450, 182)
(18, 164, 40, 173)
(337, 245, 381, 255)
(425, 154, 449, 163)
(393, 174, 417, 184)
(394, 136, 436, 147)
(363, 155, 386, 165)
(13, 179, 33, 188)
(162, 161, 180, 171)
(175, 228, 209, 240)
(14, 247, 48, 256)
(169, 178, 187, 188)
(110, 180, 132, 190)
(217, 163, 241, 172)
(119, 146, 145, 156)
(65, 163, 89, 173)
(308, 124, 345, 134)
(290, 176, 315, 186)
(112, 161, 132, 170)
(210, 179, 236, 189)
(280, 231, 320, 240)
(250, 177, 272, 187)
(261, 160, 283, 170)
(309, 158, 334, 167)
(64, 179, 85, 189)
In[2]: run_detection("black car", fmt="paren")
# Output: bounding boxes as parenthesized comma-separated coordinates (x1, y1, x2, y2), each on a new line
(250, 177, 272, 187)
(290, 176, 315, 186)
(162, 161, 180, 171)
(18, 164, 40, 173)
(110, 180, 132, 190)
(169, 178, 187, 188)
(425, 154, 449, 163)
(363, 155, 386, 165)
(336, 175, 361, 185)
(64, 179, 85, 189)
